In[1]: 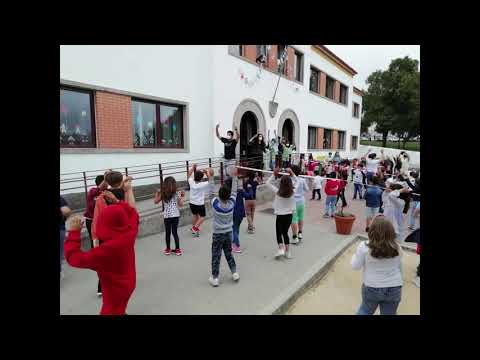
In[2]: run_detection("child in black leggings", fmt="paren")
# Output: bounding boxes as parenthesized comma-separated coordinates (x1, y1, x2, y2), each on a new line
(154, 176, 185, 256)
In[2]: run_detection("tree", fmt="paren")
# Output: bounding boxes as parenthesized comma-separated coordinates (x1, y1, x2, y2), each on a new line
(362, 56, 420, 148)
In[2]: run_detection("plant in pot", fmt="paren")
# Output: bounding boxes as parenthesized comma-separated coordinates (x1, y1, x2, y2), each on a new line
(334, 204, 356, 235)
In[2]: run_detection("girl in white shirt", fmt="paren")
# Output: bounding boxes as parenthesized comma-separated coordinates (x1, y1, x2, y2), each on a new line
(351, 216, 403, 315)
(266, 168, 297, 259)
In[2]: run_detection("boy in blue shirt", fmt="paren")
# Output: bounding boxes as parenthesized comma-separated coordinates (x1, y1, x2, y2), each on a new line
(364, 175, 383, 232)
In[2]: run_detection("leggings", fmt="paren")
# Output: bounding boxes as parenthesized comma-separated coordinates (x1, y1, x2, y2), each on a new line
(164, 217, 180, 250)
(336, 189, 347, 207)
(312, 189, 321, 200)
(276, 214, 293, 245)
(86, 218, 102, 293)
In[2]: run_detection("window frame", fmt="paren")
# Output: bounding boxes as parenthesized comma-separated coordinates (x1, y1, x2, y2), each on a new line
(294, 49, 304, 83)
(307, 126, 317, 149)
(338, 130, 346, 150)
(325, 75, 335, 100)
(132, 98, 184, 149)
(351, 135, 358, 150)
(310, 66, 320, 93)
(339, 84, 348, 105)
(60, 85, 97, 148)
(277, 45, 288, 75)
(323, 128, 333, 150)
(353, 102, 360, 118)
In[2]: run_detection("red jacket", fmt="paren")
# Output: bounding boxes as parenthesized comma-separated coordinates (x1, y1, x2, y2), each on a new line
(324, 179, 339, 196)
(64, 202, 139, 315)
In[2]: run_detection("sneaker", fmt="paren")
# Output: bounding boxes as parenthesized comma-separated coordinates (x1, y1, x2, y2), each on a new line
(412, 276, 420, 288)
(323, 214, 330, 219)
(330, 215, 335, 218)
(298, 232, 303, 241)
(285, 250, 293, 259)
(164, 248, 172, 256)
(291, 237, 299, 245)
(193, 231, 200, 238)
(191, 227, 196, 235)
(232, 272, 240, 281)
(174, 249, 182, 256)
(275, 248, 285, 258)
(232, 245, 242, 254)
(208, 276, 219, 287)
(97, 292, 102, 297)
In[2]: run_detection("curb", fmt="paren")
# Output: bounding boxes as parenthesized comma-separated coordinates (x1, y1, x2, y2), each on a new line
(258, 233, 360, 315)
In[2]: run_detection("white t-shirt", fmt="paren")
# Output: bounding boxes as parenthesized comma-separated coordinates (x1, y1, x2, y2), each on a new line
(266, 175, 297, 215)
(313, 175, 324, 190)
(163, 195, 180, 218)
(366, 158, 380, 173)
(353, 169, 364, 184)
(351, 241, 403, 288)
(188, 178, 212, 206)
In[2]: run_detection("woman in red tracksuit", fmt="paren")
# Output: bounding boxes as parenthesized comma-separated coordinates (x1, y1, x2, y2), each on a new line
(64, 178, 139, 315)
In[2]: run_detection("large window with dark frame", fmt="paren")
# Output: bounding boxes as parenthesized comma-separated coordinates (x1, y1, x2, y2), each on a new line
(132, 99, 184, 149)
(325, 76, 335, 100)
(338, 130, 346, 150)
(294, 50, 304, 83)
(256, 45, 268, 62)
(353, 102, 360, 118)
(339, 84, 348, 105)
(228, 45, 243, 57)
(308, 126, 317, 149)
(310, 67, 319, 93)
(351, 135, 358, 150)
(60, 87, 95, 147)
(323, 129, 332, 149)
(277, 45, 288, 75)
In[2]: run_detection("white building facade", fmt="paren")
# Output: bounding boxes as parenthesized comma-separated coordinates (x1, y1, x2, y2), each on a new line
(60, 45, 363, 190)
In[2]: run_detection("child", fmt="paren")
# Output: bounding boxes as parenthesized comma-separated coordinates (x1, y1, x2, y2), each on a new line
(325, 161, 333, 176)
(364, 176, 383, 232)
(306, 154, 317, 177)
(382, 181, 410, 239)
(266, 168, 297, 259)
(154, 176, 185, 256)
(209, 170, 241, 287)
(323, 173, 339, 218)
(353, 163, 364, 200)
(351, 216, 403, 315)
(244, 171, 261, 234)
(311, 170, 324, 200)
(290, 165, 310, 244)
(188, 164, 214, 237)
(229, 176, 253, 254)
(335, 172, 348, 209)
(406, 172, 420, 231)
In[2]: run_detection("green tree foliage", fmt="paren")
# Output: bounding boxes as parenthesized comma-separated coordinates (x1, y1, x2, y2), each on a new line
(362, 56, 420, 148)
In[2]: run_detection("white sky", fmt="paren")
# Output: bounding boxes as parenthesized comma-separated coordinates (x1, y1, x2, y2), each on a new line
(324, 45, 420, 90)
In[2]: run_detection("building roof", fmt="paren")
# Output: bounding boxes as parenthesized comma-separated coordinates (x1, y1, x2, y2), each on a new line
(312, 45, 358, 77)
(353, 87, 365, 96)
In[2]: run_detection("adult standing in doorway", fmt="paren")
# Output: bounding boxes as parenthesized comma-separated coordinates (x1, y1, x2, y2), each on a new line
(216, 124, 239, 179)
(248, 133, 267, 176)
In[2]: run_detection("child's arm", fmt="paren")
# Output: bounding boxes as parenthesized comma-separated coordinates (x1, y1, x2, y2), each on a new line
(177, 191, 185, 207)
(266, 174, 278, 193)
(154, 189, 161, 204)
(188, 163, 197, 179)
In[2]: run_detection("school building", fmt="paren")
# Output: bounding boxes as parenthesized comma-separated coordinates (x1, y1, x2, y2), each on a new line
(60, 45, 363, 188)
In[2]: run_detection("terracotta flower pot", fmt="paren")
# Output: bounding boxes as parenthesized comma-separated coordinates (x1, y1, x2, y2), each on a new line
(334, 214, 356, 235)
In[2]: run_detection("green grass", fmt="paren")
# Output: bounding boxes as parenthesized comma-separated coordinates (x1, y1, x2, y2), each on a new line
(360, 140, 420, 152)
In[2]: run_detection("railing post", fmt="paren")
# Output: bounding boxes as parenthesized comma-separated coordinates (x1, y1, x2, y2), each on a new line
(125, 167, 129, 176)
(289, 153, 292, 167)
(159, 163, 164, 212)
(186, 160, 189, 179)
(209, 158, 212, 168)
(83, 172, 88, 207)
(220, 161, 224, 186)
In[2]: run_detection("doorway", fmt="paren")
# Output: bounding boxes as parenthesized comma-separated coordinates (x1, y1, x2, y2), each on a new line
(239, 111, 258, 160)
(282, 118, 294, 145)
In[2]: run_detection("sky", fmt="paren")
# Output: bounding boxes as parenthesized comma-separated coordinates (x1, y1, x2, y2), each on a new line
(325, 45, 420, 90)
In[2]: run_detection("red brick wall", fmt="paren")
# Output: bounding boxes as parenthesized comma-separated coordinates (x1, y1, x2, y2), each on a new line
(332, 130, 339, 150)
(334, 81, 341, 102)
(319, 72, 326, 97)
(287, 47, 295, 80)
(95, 91, 133, 148)
(316, 128, 324, 150)
(244, 45, 257, 63)
(268, 45, 277, 71)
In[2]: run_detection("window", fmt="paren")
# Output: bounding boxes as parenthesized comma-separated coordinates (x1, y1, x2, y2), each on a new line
(339, 84, 348, 105)
(228, 45, 243, 57)
(132, 99, 184, 148)
(310, 67, 319, 93)
(326, 76, 335, 99)
(256, 45, 268, 62)
(353, 102, 360, 118)
(338, 131, 346, 150)
(277, 45, 288, 74)
(308, 127, 317, 149)
(351, 135, 358, 150)
(294, 50, 304, 82)
(60, 87, 95, 147)
(323, 129, 332, 149)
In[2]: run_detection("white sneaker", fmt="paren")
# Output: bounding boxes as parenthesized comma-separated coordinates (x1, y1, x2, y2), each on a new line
(209, 276, 219, 287)
(232, 272, 240, 281)
(412, 276, 420, 288)
(298, 233, 303, 241)
(291, 237, 299, 245)
(285, 250, 293, 259)
(97, 292, 102, 297)
(275, 248, 285, 258)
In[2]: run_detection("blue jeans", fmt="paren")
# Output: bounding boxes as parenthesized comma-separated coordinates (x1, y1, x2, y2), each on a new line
(211, 232, 237, 278)
(232, 217, 243, 247)
(325, 195, 337, 216)
(353, 183, 363, 199)
(357, 284, 402, 315)
(60, 229, 66, 274)
(409, 201, 419, 228)
(366, 171, 374, 183)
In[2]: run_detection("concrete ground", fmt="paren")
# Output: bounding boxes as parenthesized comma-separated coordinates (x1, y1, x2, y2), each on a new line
(60, 181, 420, 315)
(287, 241, 420, 315)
